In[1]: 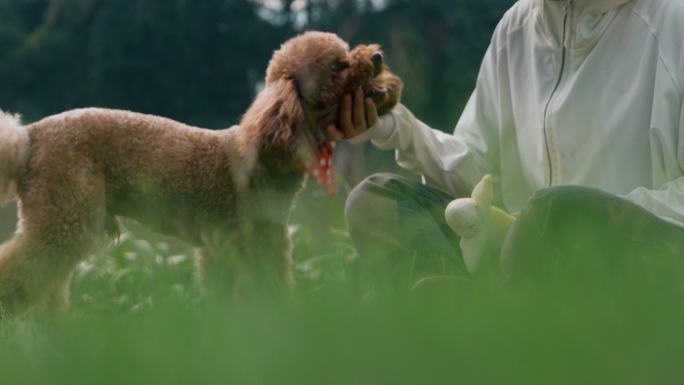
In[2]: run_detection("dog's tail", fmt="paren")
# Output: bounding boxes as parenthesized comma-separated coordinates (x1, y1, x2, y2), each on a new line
(0, 110, 29, 205)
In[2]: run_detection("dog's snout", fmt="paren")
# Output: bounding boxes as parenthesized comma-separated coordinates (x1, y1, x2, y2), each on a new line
(372, 52, 384, 65)
(372, 52, 383, 75)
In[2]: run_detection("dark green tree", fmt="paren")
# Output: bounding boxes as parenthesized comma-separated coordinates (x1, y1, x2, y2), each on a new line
(0, 0, 514, 183)
(0, 0, 289, 126)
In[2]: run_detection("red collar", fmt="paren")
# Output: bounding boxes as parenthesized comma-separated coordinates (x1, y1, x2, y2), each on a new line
(300, 141, 336, 196)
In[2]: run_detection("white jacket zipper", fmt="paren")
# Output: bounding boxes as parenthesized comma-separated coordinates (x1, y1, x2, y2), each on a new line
(542, 0, 573, 186)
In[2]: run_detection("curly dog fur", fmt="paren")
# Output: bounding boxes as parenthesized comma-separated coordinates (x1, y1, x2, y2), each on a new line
(0, 31, 402, 316)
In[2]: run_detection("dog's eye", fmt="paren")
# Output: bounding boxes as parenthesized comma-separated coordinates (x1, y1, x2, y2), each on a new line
(372, 52, 383, 75)
(332, 60, 350, 73)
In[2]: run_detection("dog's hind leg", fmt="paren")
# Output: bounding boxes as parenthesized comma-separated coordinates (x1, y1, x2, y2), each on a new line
(0, 223, 105, 317)
(0, 234, 78, 316)
(0, 171, 107, 317)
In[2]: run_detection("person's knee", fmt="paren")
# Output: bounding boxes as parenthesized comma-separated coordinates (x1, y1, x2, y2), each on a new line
(346, 173, 468, 279)
(345, 173, 409, 228)
(502, 185, 655, 287)
(525, 185, 591, 214)
(501, 186, 611, 282)
(521, 185, 615, 231)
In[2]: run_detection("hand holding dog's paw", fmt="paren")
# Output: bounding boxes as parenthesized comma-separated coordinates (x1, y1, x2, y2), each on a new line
(445, 174, 516, 274)
(326, 46, 402, 143)
(325, 88, 378, 141)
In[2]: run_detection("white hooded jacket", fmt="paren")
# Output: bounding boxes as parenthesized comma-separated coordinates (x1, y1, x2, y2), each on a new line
(356, 0, 684, 226)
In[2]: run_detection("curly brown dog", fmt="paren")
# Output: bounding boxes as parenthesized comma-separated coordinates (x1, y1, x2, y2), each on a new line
(0, 31, 402, 316)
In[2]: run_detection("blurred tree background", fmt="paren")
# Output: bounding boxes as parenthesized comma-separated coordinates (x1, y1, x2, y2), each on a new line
(0, 0, 514, 239)
(0, 0, 513, 174)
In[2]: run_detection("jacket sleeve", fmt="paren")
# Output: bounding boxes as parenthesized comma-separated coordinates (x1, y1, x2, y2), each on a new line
(622, 100, 684, 227)
(363, 34, 504, 197)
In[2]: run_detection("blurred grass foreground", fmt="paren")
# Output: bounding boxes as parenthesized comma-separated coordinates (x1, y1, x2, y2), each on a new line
(1, 189, 684, 385)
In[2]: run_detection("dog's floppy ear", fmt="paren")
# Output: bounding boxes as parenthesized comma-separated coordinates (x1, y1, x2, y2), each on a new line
(240, 77, 313, 164)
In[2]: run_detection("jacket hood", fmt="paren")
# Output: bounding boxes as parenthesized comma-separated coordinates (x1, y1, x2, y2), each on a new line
(535, 0, 632, 15)
(533, 0, 634, 54)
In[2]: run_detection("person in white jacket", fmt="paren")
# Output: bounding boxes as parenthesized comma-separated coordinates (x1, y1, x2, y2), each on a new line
(327, 0, 684, 288)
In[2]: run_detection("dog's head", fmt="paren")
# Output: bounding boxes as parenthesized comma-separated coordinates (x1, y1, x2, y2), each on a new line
(265, 31, 402, 122)
(242, 31, 402, 195)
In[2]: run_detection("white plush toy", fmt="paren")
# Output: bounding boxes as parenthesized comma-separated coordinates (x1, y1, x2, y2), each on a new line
(444, 174, 516, 274)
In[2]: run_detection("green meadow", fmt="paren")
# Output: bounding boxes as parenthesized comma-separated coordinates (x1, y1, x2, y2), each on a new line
(1, 188, 683, 385)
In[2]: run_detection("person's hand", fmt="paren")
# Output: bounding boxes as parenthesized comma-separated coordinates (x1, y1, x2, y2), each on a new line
(325, 88, 379, 141)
